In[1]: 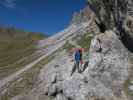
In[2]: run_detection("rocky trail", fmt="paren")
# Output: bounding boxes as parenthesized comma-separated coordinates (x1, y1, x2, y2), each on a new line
(11, 31, 132, 100)
(0, 40, 66, 93)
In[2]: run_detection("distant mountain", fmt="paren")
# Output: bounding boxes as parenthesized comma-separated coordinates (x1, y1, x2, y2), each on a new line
(0, 27, 47, 78)
(38, 5, 98, 49)
(0, 27, 46, 42)
(71, 6, 93, 25)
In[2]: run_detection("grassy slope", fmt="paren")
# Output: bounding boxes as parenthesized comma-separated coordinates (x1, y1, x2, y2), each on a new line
(62, 40, 75, 51)
(77, 33, 93, 48)
(0, 27, 46, 79)
(63, 32, 93, 51)
(0, 51, 56, 100)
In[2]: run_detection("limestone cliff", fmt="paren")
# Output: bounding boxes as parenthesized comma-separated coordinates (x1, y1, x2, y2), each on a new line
(88, 0, 133, 52)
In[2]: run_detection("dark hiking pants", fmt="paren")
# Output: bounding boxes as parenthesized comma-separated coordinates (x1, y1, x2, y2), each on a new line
(71, 61, 80, 76)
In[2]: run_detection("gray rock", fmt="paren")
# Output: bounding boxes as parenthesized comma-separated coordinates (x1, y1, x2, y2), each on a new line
(63, 73, 85, 99)
(54, 94, 68, 100)
(11, 95, 27, 100)
(129, 85, 133, 92)
(55, 82, 63, 93)
(88, 0, 132, 30)
(42, 31, 130, 100)
(48, 84, 57, 96)
(88, 0, 133, 52)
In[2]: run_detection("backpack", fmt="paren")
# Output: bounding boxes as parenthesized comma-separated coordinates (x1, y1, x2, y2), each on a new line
(75, 50, 81, 62)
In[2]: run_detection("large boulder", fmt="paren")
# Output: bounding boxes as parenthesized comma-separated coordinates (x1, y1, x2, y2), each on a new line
(40, 31, 130, 100)
(84, 31, 130, 99)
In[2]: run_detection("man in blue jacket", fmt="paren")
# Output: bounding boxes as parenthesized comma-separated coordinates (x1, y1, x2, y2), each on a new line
(74, 49, 81, 72)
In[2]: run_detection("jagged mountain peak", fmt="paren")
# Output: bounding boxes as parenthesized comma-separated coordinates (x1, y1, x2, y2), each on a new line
(71, 6, 94, 25)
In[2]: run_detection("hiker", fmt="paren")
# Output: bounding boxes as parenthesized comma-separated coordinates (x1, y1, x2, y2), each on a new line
(117, 18, 123, 36)
(71, 48, 81, 76)
(75, 49, 81, 72)
(115, 16, 124, 37)
(92, 38, 102, 52)
(82, 48, 89, 71)
(79, 48, 83, 69)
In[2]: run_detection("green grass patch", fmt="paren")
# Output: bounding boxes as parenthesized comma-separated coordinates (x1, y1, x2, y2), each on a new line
(123, 58, 133, 98)
(124, 78, 133, 96)
(77, 33, 93, 48)
(0, 38, 35, 66)
(0, 27, 47, 79)
(62, 41, 75, 51)
(0, 53, 41, 79)
(61, 32, 93, 52)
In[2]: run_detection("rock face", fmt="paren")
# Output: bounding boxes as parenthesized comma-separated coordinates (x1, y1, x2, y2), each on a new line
(88, 0, 133, 51)
(19, 31, 130, 100)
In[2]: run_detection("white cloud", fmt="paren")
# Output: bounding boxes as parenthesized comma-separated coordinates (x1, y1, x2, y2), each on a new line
(0, 0, 18, 8)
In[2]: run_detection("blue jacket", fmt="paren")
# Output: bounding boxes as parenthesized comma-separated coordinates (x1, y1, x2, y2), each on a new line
(75, 51, 81, 62)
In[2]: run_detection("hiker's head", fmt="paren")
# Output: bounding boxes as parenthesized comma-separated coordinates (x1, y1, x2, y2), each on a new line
(77, 49, 80, 52)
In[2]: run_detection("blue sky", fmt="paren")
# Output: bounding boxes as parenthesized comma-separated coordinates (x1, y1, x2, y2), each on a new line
(0, 0, 86, 36)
